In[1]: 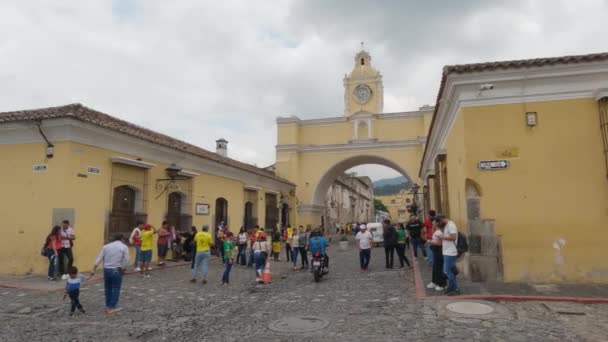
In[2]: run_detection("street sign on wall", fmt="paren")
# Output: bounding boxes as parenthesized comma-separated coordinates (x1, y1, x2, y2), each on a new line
(478, 160, 509, 171)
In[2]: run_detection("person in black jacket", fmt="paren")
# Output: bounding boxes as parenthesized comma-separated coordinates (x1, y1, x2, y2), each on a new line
(406, 214, 427, 259)
(382, 219, 397, 269)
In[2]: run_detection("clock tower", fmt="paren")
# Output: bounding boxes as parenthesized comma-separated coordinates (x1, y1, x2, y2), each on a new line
(343, 47, 384, 116)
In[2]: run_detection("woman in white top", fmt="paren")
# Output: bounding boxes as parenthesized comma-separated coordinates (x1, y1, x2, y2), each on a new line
(252, 233, 270, 282)
(290, 231, 300, 271)
(237, 227, 248, 266)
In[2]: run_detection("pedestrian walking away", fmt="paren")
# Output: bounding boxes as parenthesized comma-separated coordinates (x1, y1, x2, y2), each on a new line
(191, 225, 213, 285)
(63, 266, 86, 316)
(44, 226, 62, 281)
(237, 227, 248, 266)
(253, 233, 270, 283)
(221, 231, 235, 285)
(59, 220, 75, 280)
(437, 214, 460, 295)
(139, 224, 157, 277)
(355, 224, 373, 271)
(298, 226, 309, 269)
(248, 225, 260, 268)
(406, 214, 427, 259)
(157, 221, 170, 266)
(272, 229, 282, 261)
(382, 219, 397, 269)
(91, 233, 130, 314)
(129, 221, 144, 272)
(395, 223, 411, 268)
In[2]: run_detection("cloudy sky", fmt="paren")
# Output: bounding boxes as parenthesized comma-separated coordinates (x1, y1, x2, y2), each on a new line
(2, 0, 607, 180)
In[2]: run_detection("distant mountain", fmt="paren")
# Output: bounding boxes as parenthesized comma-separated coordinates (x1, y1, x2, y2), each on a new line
(373, 176, 408, 188)
(373, 176, 409, 196)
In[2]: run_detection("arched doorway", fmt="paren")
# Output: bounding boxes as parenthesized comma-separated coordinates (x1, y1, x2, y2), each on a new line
(166, 192, 191, 230)
(265, 193, 278, 231)
(109, 185, 142, 234)
(280, 203, 289, 228)
(244, 201, 255, 229)
(215, 198, 228, 230)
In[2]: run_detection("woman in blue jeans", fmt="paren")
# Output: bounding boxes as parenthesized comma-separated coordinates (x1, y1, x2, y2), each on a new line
(45, 226, 62, 281)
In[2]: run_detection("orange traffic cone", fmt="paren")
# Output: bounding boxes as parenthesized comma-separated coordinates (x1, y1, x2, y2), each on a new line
(263, 259, 272, 284)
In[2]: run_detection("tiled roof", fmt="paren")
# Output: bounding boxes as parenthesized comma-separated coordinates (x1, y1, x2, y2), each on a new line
(421, 51, 608, 176)
(443, 52, 608, 74)
(0, 103, 294, 186)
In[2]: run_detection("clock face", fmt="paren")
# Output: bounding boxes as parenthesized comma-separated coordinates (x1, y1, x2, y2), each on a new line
(353, 84, 372, 104)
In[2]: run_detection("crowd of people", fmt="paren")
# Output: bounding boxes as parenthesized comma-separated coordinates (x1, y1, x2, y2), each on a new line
(41, 210, 463, 316)
(43, 219, 333, 315)
(352, 210, 463, 296)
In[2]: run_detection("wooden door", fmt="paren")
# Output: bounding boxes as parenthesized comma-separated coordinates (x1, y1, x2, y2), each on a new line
(109, 185, 135, 234)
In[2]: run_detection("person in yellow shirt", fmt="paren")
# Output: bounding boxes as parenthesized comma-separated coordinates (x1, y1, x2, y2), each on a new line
(191, 225, 213, 285)
(284, 226, 293, 262)
(139, 224, 157, 277)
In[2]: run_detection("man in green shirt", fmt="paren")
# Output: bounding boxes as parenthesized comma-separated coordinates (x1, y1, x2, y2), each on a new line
(396, 224, 411, 268)
(221, 231, 235, 285)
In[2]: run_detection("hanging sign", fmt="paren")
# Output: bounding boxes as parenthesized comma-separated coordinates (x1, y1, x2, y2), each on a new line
(478, 160, 509, 171)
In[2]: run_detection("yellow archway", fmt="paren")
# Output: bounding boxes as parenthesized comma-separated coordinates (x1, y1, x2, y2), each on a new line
(274, 48, 433, 226)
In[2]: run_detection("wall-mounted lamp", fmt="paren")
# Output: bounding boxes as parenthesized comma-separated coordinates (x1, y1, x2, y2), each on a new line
(46, 145, 54, 158)
(526, 112, 538, 127)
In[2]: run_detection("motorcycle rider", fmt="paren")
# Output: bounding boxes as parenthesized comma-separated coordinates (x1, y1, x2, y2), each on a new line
(308, 228, 329, 273)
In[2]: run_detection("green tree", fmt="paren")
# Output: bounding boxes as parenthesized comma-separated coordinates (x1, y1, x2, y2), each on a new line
(374, 198, 388, 212)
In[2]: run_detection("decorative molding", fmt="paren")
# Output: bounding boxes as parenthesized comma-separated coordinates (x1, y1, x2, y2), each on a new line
(276, 139, 424, 153)
(377, 111, 425, 119)
(178, 170, 200, 177)
(297, 204, 324, 215)
(594, 88, 608, 100)
(244, 185, 261, 191)
(111, 157, 156, 169)
(421, 61, 608, 179)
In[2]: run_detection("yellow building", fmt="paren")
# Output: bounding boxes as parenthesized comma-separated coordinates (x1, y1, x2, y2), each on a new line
(0, 104, 295, 274)
(375, 190, 414, 222)
(275, 49, 431, 227)
(421, 52, 608, 283)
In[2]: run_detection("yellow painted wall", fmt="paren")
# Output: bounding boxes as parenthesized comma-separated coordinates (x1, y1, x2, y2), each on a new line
(0, 140, 282, 274)
(374, 117, 424, 141)
(375, 192, 414, 222)
(298, 124, 352, 145)
(443, 98, 608, 283)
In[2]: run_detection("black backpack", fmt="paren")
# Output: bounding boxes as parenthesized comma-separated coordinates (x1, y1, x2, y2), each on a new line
(455, 232, 469, 258)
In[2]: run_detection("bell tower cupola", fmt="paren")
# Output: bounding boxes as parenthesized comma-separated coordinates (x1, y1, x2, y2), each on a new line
(343, 43, 384, 116)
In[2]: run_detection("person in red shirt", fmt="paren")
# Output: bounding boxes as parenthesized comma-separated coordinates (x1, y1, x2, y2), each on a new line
(157, 221, 170, 266)
(129, 221, 144, 271)
(45, 225, 62, 281)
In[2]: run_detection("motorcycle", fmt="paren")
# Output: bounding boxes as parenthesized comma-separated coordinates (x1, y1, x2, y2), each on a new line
(311, 252, 328, 282)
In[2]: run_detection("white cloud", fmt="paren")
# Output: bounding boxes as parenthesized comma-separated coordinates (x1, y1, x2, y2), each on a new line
(1, 0, 607, 179)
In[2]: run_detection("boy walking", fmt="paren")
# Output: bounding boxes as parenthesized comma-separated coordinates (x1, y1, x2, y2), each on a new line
(64, 266, 85, 316)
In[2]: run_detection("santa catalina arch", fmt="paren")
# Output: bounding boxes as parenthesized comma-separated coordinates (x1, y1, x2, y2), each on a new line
(275, 48, 433, 226)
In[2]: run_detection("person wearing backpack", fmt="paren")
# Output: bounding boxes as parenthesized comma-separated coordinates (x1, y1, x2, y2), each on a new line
(437, 214, 460, 296)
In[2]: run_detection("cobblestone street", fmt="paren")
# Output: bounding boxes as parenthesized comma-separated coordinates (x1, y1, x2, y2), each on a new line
(1, 239, 607, 342)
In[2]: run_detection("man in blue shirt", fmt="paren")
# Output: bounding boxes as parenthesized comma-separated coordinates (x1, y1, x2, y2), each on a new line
(308, 229, 329, 271)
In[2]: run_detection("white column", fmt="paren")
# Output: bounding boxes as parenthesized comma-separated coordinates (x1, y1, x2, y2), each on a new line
(367, 118, 372, 138)
(353, 120, 359, 139)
